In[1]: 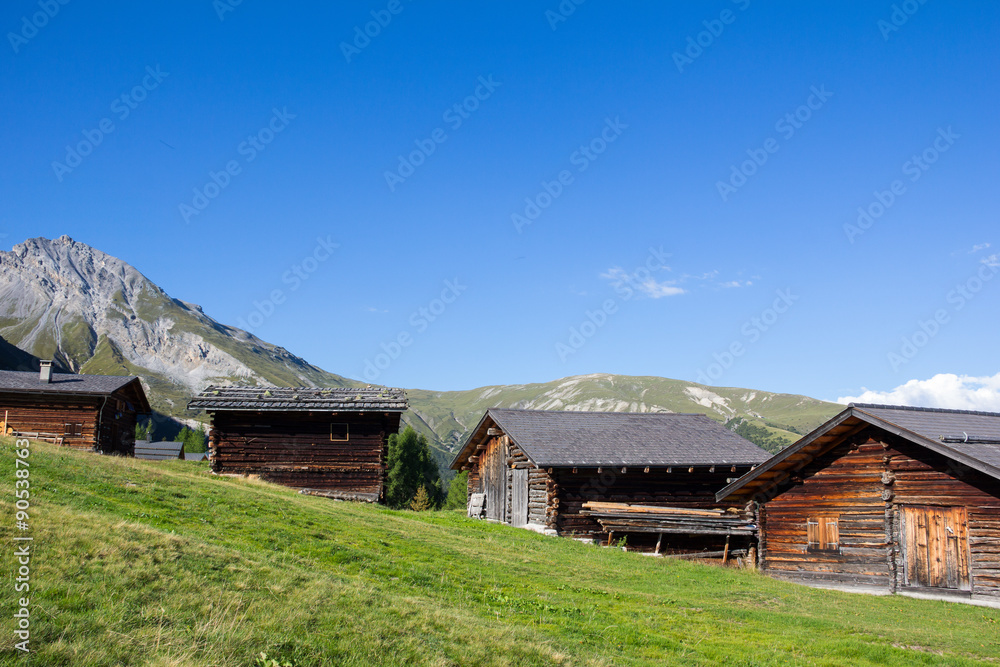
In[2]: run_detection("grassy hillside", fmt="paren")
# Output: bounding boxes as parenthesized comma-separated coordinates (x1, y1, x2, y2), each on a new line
(2, 439, 998, 666)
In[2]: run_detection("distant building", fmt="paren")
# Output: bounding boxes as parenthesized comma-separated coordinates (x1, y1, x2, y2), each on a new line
(187, 386, 408, 502)
(135, 440, 185, 461)
(718, 403, 1000, 605)
(0, 362, 150, 455)
(451, 409, 768, 548)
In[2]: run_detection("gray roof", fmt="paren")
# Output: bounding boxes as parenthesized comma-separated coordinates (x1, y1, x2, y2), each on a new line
(187, 385, 408, 412)
(717, 403, 1000, 502)
(452, 408, 769, 469)
(135, 440, 184, 460)
(853, 403, 1000, 470)
(0, 370, 140, 396)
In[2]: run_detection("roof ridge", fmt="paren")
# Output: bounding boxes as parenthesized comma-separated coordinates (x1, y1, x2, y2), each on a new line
(851, 403, 1000, 418)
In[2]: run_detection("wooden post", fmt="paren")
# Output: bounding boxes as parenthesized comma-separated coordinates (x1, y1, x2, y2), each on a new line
(654, 532, 664, 555)
(722, 535, 731, 565)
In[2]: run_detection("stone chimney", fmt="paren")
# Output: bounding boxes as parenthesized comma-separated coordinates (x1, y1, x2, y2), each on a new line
(39, 360, 52, 383)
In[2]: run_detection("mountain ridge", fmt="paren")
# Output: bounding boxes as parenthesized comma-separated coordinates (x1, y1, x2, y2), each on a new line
(0, 236, 842, 460)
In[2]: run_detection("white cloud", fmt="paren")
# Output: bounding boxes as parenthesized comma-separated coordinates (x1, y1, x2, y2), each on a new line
(970, 243, 991, 253)
(720, 280, 752, 288)
(638, 278, 685, 298)
(982, 254, 999, 268)
(599, 266, 686, 299)
(837, 373, 1000, 412)
(364, 306, 388, 314)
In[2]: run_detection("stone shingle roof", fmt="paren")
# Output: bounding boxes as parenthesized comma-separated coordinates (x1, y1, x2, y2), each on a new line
(187, 385, 408, 412)
(135, 440, 184, 461)
(452, 408, 770, 469)
(0, 369, 140, 395)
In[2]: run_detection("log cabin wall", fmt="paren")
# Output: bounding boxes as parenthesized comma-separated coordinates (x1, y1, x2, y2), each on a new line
(760, 434, 1000, 597)
(97, 390, 140, 455)
(0, 392, 101, 449)
(760, 439, 890, 588)
(209, 410, 401, 500)
(884, 438, 1000, 599)
(466, 435, 555, 530)
(553, 468, 738, 541)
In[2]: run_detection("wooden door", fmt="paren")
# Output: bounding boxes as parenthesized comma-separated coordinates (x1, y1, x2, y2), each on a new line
(510, 468, 528, 527)
(901, 506, 970, 591)
(483, 439, 507, 523)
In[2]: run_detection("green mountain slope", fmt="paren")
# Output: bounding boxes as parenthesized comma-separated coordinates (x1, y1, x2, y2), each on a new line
(405, 373, 841, 464)
(3, 437, 997, 666)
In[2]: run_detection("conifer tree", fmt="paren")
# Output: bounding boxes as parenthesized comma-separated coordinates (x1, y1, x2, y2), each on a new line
(444, 471, 469, 510)
(385, 426, 442, 509)
(410, 485, 432, 511)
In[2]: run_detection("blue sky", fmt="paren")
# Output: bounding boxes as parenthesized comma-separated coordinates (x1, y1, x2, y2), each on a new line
(2, 1, 998, 404)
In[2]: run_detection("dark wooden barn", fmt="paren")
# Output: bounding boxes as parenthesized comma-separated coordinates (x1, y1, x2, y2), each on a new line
(187, 386, 407, 502)
(0, 362, 150, 455)
(451, 409, 768, 550)
(717, 403, 1000, 605)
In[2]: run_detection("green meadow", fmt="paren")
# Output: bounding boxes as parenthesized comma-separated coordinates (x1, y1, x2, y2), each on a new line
(2, 438, 998, 666)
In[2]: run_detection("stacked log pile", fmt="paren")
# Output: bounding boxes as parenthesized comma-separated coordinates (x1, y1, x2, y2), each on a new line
(583, 501, 757, 536)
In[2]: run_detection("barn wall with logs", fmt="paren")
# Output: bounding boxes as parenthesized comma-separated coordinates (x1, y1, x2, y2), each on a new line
(760, 432, 1000, 598)
(466, 434, 554, 529)
(0, 390, 139, 454)
(553, 467, 743, 541)
(209, 410, 401, 500)
(760, 438, 890, 588)
(887, 436, 1000, 598)
(465, 436, 747, 541)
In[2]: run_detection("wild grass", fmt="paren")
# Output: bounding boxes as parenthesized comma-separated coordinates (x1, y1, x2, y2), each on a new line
(1, 438, 999, 666)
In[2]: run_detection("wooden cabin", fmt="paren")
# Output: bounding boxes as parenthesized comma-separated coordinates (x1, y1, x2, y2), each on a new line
(0, 362, 150, 455)
(451, 409, 768, 550)
(717, 403, 1000, 605)
(187, 386, 407, 502)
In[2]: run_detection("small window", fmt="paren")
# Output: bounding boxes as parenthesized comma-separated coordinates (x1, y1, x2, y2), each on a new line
(807, 516, 839, 552)
(330, 423, 349, 441)
(64, 423, 83, 436)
